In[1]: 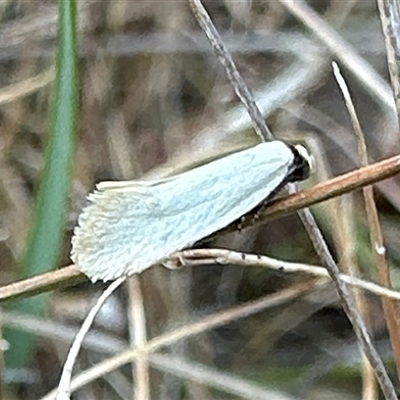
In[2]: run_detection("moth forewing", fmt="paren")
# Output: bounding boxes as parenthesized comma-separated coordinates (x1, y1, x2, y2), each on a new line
(71, 140, 311, 282)
(96, 175, 179, 192)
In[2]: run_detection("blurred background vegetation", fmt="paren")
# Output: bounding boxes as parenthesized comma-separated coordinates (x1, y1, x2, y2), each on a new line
(1, 0, 400, 399)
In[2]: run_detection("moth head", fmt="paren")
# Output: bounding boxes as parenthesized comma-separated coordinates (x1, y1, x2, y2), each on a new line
(288, 144, 314, 182)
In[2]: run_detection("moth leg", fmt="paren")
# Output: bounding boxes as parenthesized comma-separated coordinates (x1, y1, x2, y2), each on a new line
(161, 253, 187, 270)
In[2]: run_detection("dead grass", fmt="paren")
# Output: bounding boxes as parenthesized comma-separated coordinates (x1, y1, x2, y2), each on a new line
(1, 0, 400, 399)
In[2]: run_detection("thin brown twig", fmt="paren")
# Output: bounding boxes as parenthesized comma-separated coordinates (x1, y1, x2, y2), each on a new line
(333, 61, 400, 382)
(0, 265, 84, 303)
(186, 0, 273, 142)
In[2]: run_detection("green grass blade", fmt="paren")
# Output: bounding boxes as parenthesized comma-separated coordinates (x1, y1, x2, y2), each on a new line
(5, 0, 78, 370)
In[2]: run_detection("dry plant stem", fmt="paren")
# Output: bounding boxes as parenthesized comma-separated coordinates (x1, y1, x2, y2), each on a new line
(186, 0, 273, 142)
(0, 65, 55, 105)
(333, 61, 400, 381)
(40, 280, 317, 400)
(333, 64, 378, 400)
(297, 206, 397, 400)
(343, 196, 377, 400)
(1, 311, 126, 354)
(377, 0, 400, 123)
(127, 277, 150, 400)
(278, 0, 396, 114)
(171, 248, 400, 301)
(362, 359, 379, 400)
(0, 264, 84, 303)
(56, 277, 126, 400)
(1, 155, 400, 304)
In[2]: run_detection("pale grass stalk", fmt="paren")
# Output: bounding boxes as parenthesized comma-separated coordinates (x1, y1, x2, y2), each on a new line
(127, 277, 150, 400)
(332, 62, 378, 399)
(1, 311, 126, 354)
(339, 195, 378, 400)
(55, 277, 125, 400)
(0, 65, 55, 105)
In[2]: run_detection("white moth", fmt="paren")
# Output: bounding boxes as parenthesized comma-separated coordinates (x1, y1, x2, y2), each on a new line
(71, 140, 312, 282)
